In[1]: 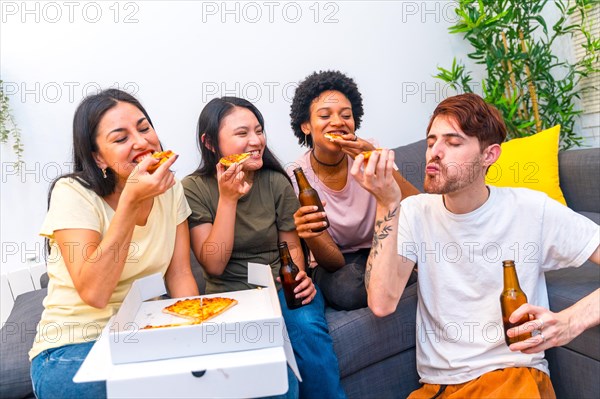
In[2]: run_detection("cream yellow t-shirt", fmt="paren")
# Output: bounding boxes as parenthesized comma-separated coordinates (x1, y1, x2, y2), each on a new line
(29, 177, 191, 360)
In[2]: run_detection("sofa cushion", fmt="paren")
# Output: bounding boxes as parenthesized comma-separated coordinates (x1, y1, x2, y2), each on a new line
(559, 148, 600, 213)
(326, 282, 417, 378)
(0, 288, 47, 399)
(486, 125, 567, 205)
(393, 139, 426, 192)
(545, 261, 600, 361)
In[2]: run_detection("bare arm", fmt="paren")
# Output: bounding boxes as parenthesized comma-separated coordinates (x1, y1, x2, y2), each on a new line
(189, 163, 250, 275)
(165, 221, 200, 298)
(56, 155, 178, 308)
(293, 204, 345, 271)
(350, 149, 416, 316)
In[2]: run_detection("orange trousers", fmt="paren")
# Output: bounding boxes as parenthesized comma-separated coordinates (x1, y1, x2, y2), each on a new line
(408, 367, 556, 399)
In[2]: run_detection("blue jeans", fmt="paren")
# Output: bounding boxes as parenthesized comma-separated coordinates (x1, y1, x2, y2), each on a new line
(279, 286, 347, 399)
(30, 341, 106, 398)
(313, 249, 370, 310)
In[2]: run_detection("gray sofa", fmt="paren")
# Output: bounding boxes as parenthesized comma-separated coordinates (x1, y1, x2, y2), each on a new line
(1, 140, 598, 398)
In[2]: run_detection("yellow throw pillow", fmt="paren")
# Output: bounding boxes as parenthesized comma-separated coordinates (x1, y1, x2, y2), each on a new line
(486, 125, 566, 205)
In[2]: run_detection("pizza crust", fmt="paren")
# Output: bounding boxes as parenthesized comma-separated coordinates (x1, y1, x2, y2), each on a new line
(142, 297, 238, 330)
(147, 150, 175, 173)
(219, 153, 251, 167)
(361, 148, 383, 162)
(323, 133, 345, 141)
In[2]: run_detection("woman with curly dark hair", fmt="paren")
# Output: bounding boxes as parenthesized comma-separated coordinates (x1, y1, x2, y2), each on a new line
(288, 70, 419, 310)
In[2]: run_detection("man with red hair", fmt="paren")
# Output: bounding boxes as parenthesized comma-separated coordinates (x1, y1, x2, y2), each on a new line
(351, 93, 599, 398)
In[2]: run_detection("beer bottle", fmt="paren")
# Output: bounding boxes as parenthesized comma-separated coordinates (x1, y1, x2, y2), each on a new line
(500, 260, 531, 345)
(278, 241, 303, 310)
(293, 167, 329, 233)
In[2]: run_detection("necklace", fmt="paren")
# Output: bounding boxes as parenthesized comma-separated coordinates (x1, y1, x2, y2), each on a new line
(311, 150, 346, 167)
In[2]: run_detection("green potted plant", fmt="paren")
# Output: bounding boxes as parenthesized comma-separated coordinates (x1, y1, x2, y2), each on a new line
(1, 79, 24, 166)
(435, 0, 599, 150)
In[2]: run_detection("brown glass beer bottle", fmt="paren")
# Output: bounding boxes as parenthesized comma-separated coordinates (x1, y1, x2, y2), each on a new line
(293, 167, 329, 233)
(278, 241, 303, 310)
(500, 260, 532, 345)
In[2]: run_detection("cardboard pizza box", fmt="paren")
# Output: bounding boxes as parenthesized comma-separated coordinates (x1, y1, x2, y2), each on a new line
(74, 263, 300, 398)
(74, 326, 289, 398)
(108, 263, 287, 364)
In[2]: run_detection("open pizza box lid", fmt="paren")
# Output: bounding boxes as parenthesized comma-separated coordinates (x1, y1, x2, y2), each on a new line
(75, 263, 300, 387)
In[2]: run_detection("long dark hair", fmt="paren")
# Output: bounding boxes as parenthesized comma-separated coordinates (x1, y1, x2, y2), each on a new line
(48, 88, 154, 199)
(194, 97, 290, 183)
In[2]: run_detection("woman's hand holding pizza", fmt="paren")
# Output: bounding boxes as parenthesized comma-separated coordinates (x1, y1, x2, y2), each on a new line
(293, 201, 328, 239)
(122, 152, 178, 204)
(333, 134, 376, 159)
(216, 162, 251, 201)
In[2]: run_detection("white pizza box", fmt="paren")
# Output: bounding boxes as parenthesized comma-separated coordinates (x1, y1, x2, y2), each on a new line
(74, 319, 290, 398)
(108, 263, 288, 364)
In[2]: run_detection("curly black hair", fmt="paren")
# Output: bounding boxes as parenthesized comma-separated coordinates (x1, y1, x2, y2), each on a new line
(290, 70, 364, 148)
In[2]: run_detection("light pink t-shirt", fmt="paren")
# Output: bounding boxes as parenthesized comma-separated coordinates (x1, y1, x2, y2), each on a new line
(288, 151, 376, 253)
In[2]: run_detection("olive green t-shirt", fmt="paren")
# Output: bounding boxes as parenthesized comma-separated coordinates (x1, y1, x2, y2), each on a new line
(182, 169, 300, 294)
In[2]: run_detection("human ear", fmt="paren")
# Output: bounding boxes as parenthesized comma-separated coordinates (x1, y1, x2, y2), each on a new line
(93, 152, 107, 170)
(300, 122, 311, 136)
(483, 144, 501, 167)
(201, 133, 215, 152)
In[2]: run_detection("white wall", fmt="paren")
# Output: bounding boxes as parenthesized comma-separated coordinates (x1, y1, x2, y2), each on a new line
(0, 1, 590, 274)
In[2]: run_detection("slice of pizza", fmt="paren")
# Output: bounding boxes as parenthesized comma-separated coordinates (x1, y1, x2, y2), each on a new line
(219, 152, 251, 167)
(147, 150, 175, 174)
(162, 297, 238, 323)
(199, 297, 239, 322)
(361, 148, 383, 162)
(323, 133, 345, 141)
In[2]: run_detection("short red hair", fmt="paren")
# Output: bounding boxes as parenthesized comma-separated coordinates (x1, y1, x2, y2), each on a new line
(427, 93, 507, 149)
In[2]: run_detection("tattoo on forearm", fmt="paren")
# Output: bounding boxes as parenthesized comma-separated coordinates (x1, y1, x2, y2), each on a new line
(367, 207, 398, 288)
(365, 257, 373, 288)
(372, 207, 398, 256)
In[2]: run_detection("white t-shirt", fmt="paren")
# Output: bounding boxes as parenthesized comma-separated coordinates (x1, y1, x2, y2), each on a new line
(289, 151, 376, 253)
(397, 186, 599, 384)
(29, 177, 191, 360)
